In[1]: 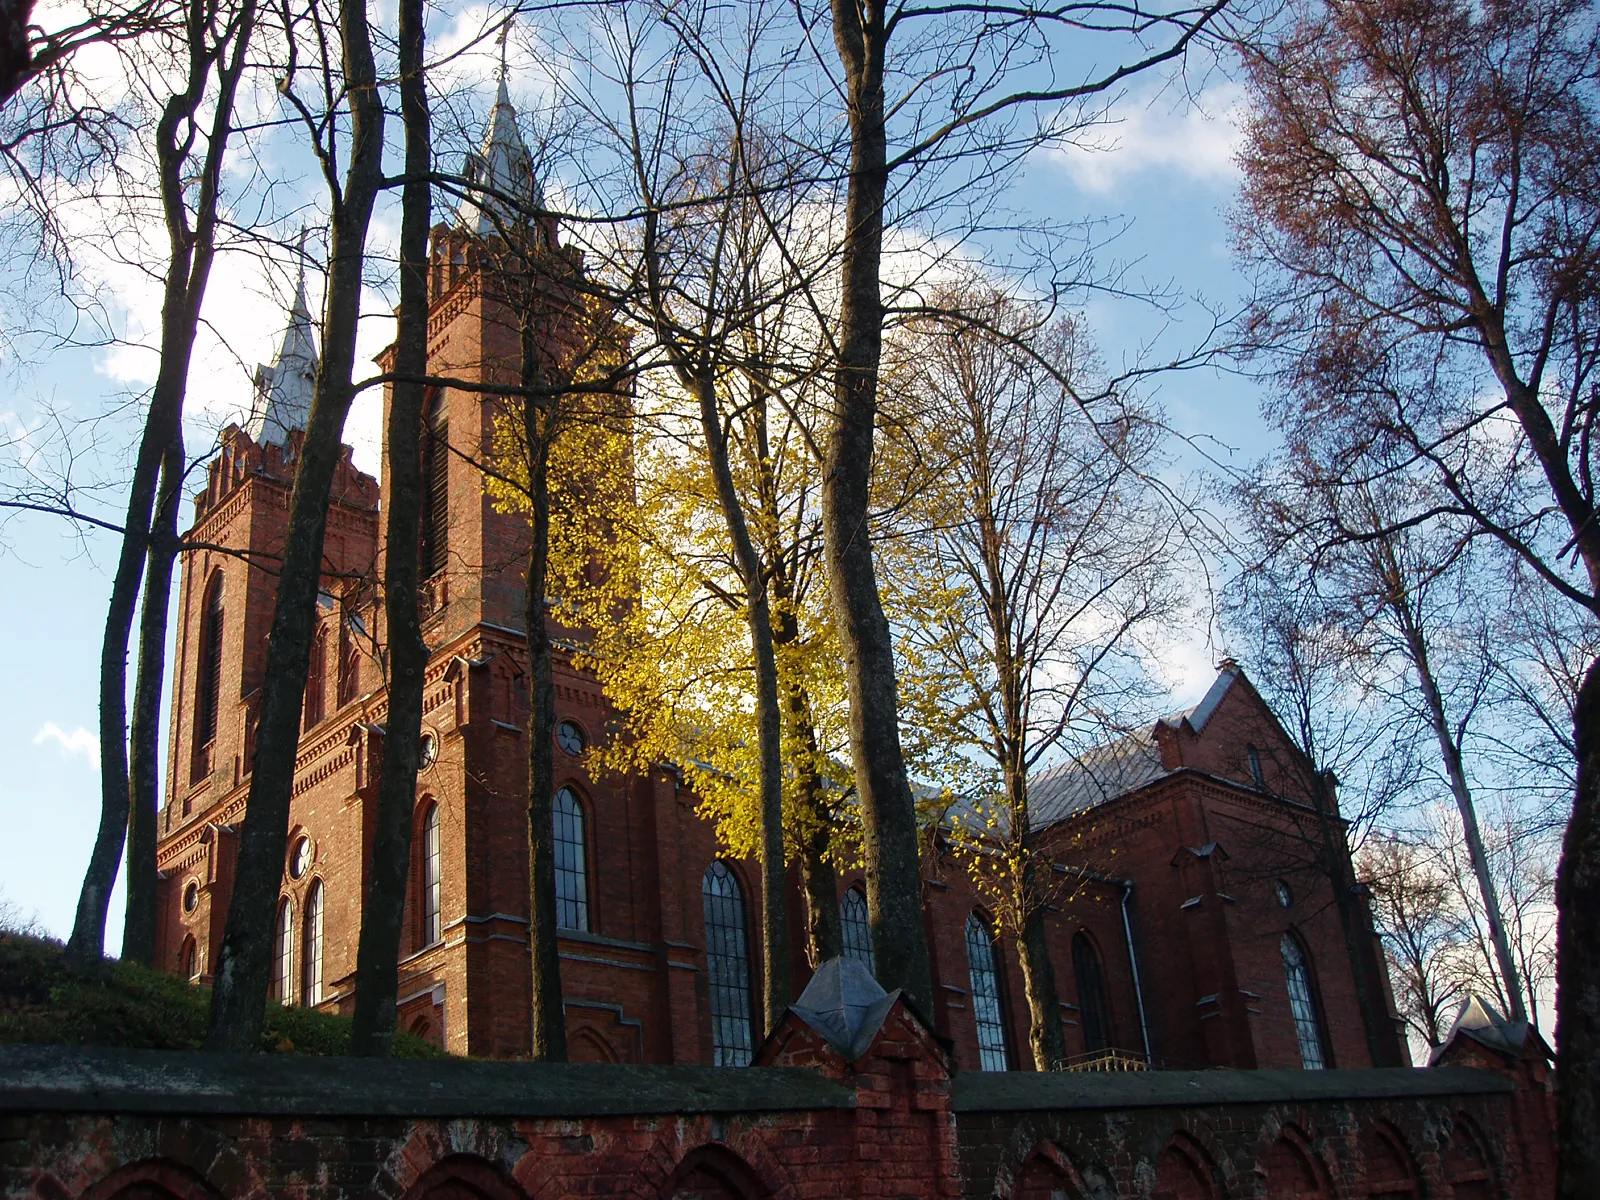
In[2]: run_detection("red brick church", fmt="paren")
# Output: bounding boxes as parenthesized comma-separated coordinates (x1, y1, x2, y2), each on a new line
(153, 84, 1406, 1076)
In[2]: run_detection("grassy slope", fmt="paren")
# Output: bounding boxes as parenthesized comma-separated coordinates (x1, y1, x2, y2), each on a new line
(0, 934, 440, 1057)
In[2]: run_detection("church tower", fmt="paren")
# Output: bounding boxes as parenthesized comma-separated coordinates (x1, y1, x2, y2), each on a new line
(379, 74, 577, 648)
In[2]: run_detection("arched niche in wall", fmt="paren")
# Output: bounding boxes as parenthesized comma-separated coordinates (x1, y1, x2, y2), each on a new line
(401, 1155, 526, 1200)
(657, 1145, 771, 1200)
(1152, 1133, 1216, 1200)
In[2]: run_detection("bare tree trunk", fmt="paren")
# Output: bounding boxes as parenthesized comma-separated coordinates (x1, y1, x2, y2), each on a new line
(824, 0, 932, 1018)
(350, 0, 429, 1055)
(522, 345, 566, 1062)
(207, 0, 383, 1049)
(1017, 897, 1064, 1069)
(67, 0, 256, 968)
(775, 597, 839, 967)
(1558, 658, 1600, 1198)
(690, 378, 788, 1033)
(1393, 607, 1527, 1021)
(122, 434, 184, 965)
(1005, 765, 1064, 1070)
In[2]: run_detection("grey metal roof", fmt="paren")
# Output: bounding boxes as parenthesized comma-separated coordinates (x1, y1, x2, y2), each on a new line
(946, 668, 1244, 835)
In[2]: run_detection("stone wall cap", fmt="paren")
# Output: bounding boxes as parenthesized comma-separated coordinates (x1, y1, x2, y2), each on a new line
(950, 1066, 1513, 1113)
(0, 1045, 856, 1117)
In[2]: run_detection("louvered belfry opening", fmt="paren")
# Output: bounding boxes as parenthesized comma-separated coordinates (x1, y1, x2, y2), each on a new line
(420, 394, 449, 580)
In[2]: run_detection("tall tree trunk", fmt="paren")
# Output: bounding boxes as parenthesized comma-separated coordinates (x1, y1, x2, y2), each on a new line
(761, 439, 838, 971)
(522, 337, 567, 1062)
(350, 0, 429, 1056)
(207, 0, 383, 1050)
(824, 0, 932, 1018)
(1005, 765, 1064, 1070)
(1558, 658, 1600, 1199)
(67, 1, 255, 968)
(122, 434, 184, 965)
(691, 379, 788, 1033)
(1393, 604, 1527, 1021)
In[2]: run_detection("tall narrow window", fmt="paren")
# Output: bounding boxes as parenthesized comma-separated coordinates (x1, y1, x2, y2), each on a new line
(181, 936, 198, 982)
(272, 897, 294, 1004)
(302, 627, 326, 730)
(302, 880, 324, 1006)
(702, 861, 753, 1066)
(421, 802, 441, 946)
(966, 914, 1009, 1071)
(840, 886, 875, 976)
(553, 786, 589, 931)
(1282, 932, 1328, 1069)
(336, 620, 359, 707)
(1247, 743, 1266, 789)
(1072, 932, 1111, 1053)
(420, 407, 449, 578)
(194, 572, 225, 759)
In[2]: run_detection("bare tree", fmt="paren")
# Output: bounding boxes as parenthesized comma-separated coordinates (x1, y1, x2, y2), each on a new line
(207, 0, 386, 1051)
(1235, 0, 1600, 1174)
(65, 0, 259, 970)
(882, 284, 1176, 1068)
(349, 0, 429, 1056)
(1361, 833, 1468, 1051)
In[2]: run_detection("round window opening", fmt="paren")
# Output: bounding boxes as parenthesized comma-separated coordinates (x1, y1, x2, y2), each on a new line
(556, 720, 586, 756)
(182, 881, 199, 914)
(419, 731, 439, 770)
(1275, 879, 1294, 909)
(289, 836, 312, 880)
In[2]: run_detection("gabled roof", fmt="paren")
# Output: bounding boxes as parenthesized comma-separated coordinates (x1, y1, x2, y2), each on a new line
(1022, 665, 1245, 832)
(1428, 994, 1554, 1066)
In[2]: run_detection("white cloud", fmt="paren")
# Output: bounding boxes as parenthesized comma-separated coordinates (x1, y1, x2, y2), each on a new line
(1049, 84, 1249, 195)
(33, 721, 99, 767)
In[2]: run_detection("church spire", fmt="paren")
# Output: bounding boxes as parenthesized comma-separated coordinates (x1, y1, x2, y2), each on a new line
(456, 31, 542, 236)
(246, 229, 320, 448)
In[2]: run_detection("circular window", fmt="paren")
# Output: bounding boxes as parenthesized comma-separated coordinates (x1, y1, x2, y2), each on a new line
(289, 836, 312, 880)
(1275, 880, 1294, 908)
(419, 731, 439, 770)
(556, 720, 586, 755)
(182, 881, 199, 914)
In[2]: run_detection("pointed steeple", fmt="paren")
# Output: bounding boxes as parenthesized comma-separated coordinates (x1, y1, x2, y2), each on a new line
(456, 35, 542, 236)
(246, 230, 320, 447)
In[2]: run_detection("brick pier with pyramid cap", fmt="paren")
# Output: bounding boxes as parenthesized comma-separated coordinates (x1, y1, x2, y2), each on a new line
(0, 966, 1558, 1198)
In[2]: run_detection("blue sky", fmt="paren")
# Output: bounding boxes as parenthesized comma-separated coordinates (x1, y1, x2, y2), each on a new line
(0, 62, 1268, 946)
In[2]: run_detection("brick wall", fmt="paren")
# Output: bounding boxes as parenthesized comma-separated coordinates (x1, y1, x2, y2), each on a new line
(0, 989, 1553, 1199)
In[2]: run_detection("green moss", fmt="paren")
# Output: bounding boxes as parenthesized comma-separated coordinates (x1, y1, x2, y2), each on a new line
(0, 934, 440, 1058)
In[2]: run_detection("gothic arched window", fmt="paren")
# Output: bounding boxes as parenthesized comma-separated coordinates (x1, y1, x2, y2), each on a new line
(194, 571, 225, 770)
(180, 936, 198, 982)
(1072, 931, 1111, 1054)
(421, 802, 442, 946)
(302, 880, 324, 1007)
(840, 886, 875, 976)
(702, 861, 753, 1067)
(554, 786, 589, 932)
(272, 897, 294, 1004)
(1282, 931, 1329, 1069)
(966, 913, 1009, 1071)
